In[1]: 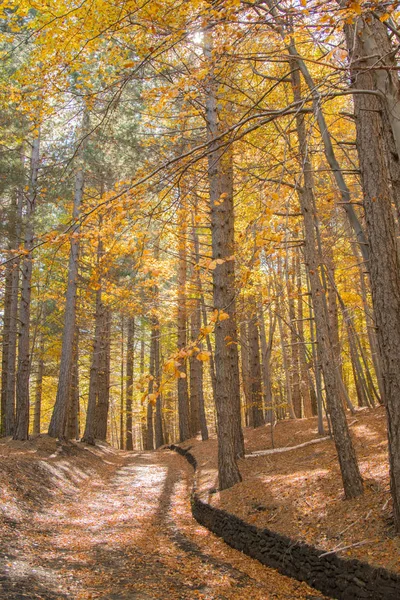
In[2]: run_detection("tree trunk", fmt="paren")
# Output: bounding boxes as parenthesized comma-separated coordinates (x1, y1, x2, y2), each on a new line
(248, 296, 264, 427)
(204, 32, 244, 489)
(286, 254, 301, 418)
(145, 329, 155, 451)
(258, 300, 275, 424)
(240, 320, 252, 427)
(125, 317, 134, 451)
(291, 65, 363, 498)
(81, 235, 105, 445)
(154, 316, 165, 448)
(32, 316, 45, 436)
(344, 19, 400, 524)
(295, 250, 313, 418)
(177, 200, 191, 442)
(120, 315, 124, 449)
(66, 327, 80, 440)
(14, 134, 40, 441)
(95, 307, 111, 441)
(189, 298, 204, 437)
(48, 146, 84, 438)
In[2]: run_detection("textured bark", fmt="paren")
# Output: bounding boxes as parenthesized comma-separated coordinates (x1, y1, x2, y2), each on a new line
(295, 251, 313, 418)
(120, 316, 124, 449)
(192, 212, 217, 400)
(48, 154, 84, 438)
(125, 317, 134, 451)
(177, 203, 191, 442)
(65, 327, 80, 440)
(240, 320, 252, 427)
(189, 299, 205, 438)
(1, 264, 13, 436)
(359, 269, 384, 403)
(95, 308, 111, 441)
(291, 65, 363, 498)
(14, 134, 40, 441)
(258, 301, 275, 424)
(190, 204, 209, 441)
(344, 19, 400, 525)
(286, 255, 301, 418)
(204, 31, 243, 489)
(81, 237, 105, 445)
(140, 321, 146, 450)
(145, 330, 155, 451)
(277, 313, 296, 420)
(32, 319, 45, 436)
(248, 309, 264, 428)
(154, 317, 164, 449)
(1, 184, 23, 437)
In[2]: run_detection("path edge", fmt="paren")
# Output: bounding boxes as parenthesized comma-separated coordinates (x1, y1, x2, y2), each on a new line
(169, 443, 400, 600)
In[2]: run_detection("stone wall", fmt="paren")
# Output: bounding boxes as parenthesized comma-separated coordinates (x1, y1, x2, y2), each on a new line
(169, 444, 400, 600)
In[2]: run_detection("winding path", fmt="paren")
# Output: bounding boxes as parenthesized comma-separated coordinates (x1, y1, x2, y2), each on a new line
(0, 449, 325, 599)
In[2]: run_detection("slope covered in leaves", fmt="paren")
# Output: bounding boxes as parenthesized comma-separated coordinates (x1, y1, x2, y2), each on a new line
(0, 437, 325, 599)
(183, 407, 399, 573)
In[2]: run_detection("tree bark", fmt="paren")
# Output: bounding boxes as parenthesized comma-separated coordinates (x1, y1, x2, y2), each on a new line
(95, 307, 111, 441)
(204, 31, 244, 489)
(125, 316, 134, 451)
(291, 64, 363, 498)
(344, 18, 400, 524)
(66, 327, 80, 440)
(48, 146, 84, 438)
(154, 316, 165, 449)
(32, 315, 45, 436)
(177, 200, 191, 442)
(14, 134, 40, 441)
(248, 296, 264, 427)
(81, 236, 105, 446)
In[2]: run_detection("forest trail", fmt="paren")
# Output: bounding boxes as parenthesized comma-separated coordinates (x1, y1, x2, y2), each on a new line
(0, 447, 324, 600)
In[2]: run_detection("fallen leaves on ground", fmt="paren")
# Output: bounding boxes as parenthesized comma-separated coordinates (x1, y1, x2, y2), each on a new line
(183, 406, 400, 573)
(0, 435, 325, 599)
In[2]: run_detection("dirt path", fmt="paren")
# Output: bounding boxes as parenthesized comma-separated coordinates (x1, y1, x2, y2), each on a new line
(0, 449, 325, 600)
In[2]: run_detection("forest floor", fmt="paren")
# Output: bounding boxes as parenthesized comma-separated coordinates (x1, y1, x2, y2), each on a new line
(0, 436, 325, 600)
(183, 406, 399, 574)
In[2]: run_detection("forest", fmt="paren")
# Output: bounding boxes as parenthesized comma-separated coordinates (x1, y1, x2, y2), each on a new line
(1, 0, 400, 598)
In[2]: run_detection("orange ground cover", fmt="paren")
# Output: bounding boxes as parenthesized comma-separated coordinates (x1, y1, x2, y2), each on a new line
(182, 406, 400, 573)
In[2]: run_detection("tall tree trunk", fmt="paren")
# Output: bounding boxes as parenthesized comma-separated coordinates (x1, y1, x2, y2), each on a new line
(32, 315, 45, 436)
(125, 316, 134, 451)
(359, 268, 384, 403)
(189, 298, 204, 437)
(240, 320, 252, 427)
(154, 316, 165, 448)
(1, 185, 23, 436)
(66, 327, 80, 440)
(258, 300, 275, 424)
(95, 308, 111, 441)
(120, 315, 124, 449)
(48, 140, 84, 438)
(177, 200, 191, 442)
(1, 264, 13, 436)
(344, 19, 400, 524)
(248, 297, 264, 427)
(295, 250, 313, 418)
(204, 32, 244, 489)
(140, 320, 146, 449)
(286, 254, 301, 417)
(14, 134, 40, 441)
(145, 328, 155, 451)
(81, 236, 105, 445)
(291, 65, 363, 498)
